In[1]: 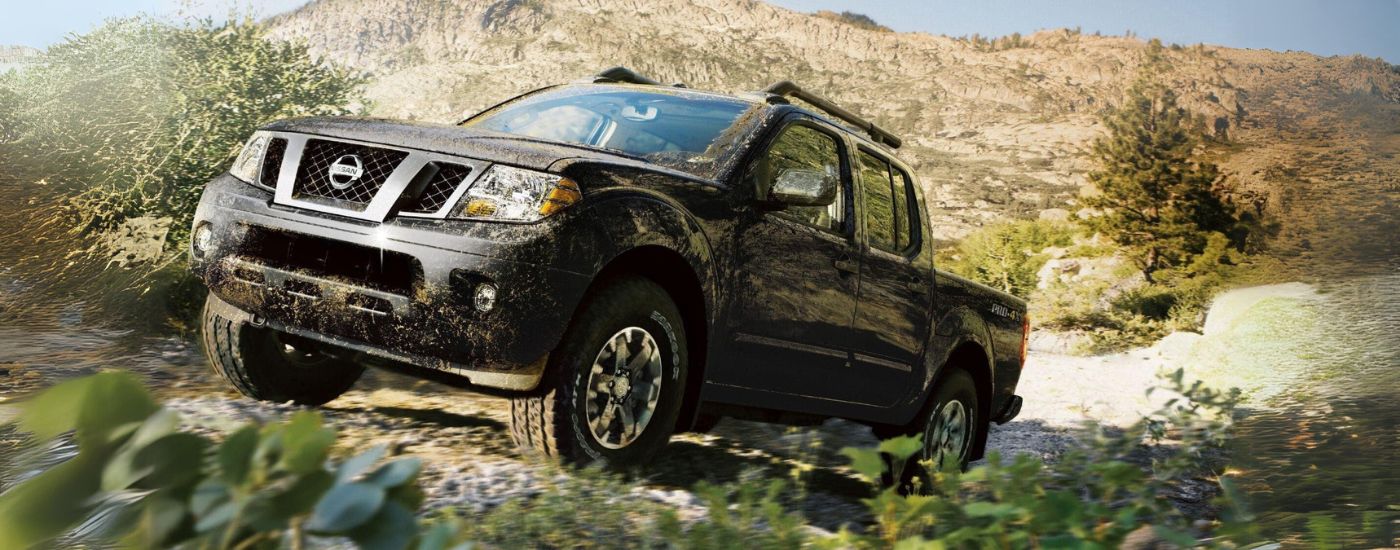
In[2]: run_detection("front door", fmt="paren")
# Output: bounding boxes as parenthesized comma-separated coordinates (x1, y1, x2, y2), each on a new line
(716, 118, 864, 400)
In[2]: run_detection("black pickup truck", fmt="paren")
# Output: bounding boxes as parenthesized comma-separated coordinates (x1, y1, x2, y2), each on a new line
(191, 68, 1028, 470)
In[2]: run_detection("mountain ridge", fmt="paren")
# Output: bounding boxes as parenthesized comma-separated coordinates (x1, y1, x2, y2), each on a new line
(264, 0, 1400, 272)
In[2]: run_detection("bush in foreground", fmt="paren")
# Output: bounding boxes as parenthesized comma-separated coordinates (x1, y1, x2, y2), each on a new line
(0, 369, 1254, 549)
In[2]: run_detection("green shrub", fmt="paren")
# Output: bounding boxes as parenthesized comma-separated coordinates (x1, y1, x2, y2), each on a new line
(461, 467, 668, 548)
(0, 17, 362, 327)
(942, 220, 1078, 298)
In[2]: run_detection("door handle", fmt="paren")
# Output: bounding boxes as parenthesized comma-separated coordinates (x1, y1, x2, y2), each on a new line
(904, 277, 927, 294)
(833, 256, 858, 274)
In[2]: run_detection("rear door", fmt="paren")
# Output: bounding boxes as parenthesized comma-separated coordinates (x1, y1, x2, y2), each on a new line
(850, 148, 932, 405)
(717, 116, 864, 400)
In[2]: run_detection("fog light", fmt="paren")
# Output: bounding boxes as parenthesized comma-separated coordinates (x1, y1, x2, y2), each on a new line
(193, 223, 214, 256)
(474, 283, 498, 312)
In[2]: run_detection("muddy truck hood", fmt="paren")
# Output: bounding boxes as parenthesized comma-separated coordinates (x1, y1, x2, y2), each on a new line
(262, 116, 636, 172)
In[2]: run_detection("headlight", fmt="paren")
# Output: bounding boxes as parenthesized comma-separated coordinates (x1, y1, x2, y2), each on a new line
(449, 165, 582, 222)
(229, 131, 272, 184)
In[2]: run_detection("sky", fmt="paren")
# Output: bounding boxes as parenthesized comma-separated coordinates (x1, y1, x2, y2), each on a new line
(2, 0, 1398, 63)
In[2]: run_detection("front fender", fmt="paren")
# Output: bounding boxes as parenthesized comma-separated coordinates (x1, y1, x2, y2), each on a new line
(587, 192, 716, 283)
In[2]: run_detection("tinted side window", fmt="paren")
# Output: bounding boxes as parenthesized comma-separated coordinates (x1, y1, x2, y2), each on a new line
(754, 124, 845, 233)
(858, 151, 897, 251)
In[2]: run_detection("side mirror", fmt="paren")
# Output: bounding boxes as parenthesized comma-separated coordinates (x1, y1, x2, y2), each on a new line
(767, 168, 836, 207)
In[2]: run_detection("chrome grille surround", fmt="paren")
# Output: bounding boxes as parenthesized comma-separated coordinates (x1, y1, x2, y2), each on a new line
(258, 132, 491, 222)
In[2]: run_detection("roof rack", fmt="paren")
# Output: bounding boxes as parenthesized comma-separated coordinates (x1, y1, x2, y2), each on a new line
(762, 81, 902, 149)
(592, 66, 687, 88)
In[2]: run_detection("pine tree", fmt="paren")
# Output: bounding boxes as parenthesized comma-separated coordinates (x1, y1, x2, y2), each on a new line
(1083, 43, 1235, 283)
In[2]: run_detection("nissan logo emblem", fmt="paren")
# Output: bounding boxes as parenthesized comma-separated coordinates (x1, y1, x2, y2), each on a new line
(328, 155, 365, 189)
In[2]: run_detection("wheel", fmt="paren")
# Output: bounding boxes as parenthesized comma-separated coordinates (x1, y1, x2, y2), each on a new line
(888, 369, 980, 489)
(509, 277, 688, 466)
(202, 296, 365, 406)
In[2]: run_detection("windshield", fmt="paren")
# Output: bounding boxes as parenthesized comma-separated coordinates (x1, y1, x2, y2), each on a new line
(463, 86, 758, 179)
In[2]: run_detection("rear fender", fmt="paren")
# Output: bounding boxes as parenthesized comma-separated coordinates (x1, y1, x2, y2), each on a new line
(894, 306, 996, 425)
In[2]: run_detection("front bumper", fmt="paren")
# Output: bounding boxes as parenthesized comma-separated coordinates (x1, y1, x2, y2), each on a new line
(191, 174, 595, 391)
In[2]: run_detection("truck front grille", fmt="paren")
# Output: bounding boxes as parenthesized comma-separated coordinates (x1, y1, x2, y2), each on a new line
(292, 139, 409, 209)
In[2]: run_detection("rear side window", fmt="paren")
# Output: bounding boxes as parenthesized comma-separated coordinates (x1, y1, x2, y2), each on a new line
(892, 167, 917, 252)
(859, 151, 920, 254)
(751, 124, 846, 233)
(858, 151, 897, 251)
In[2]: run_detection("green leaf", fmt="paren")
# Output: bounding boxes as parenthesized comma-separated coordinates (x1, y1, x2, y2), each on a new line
(365, 457, 422, 489)
(878, 434, 925, 462)
(279, 412, 335, 474)
(191, 480, 231, 517)
(101, 409, 182, 491)
(125, 494, 188, 548)
(270, 469, 334, 518)
(130, 433, 209, 489)
(840, 446, 887, 482)
(307, 482, 386, 533)
(961, 501, 1022, 519)
(14, 371, 157, 442)
(0, 451, 106, 549)
(348, 501, 417, 550)
(218, 426, 260, 485)
(336, 444, 388, 483)
(194, 499, 240, 533)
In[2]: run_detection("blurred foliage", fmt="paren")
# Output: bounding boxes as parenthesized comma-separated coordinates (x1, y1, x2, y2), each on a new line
(461, 466, 670, 548)
(659, 479, 809, 549)
(0, 372, 465, 550)
(0, 370, 1257, 549)
(940, 219, 1078, 298)
(0, 17, 361, 328)
(828, 368, 1253, 548)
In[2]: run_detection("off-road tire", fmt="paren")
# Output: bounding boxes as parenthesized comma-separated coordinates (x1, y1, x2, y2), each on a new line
(887, 369, 980, 489)
(508, 277, 688, 466)
(202, 296, 365, 406)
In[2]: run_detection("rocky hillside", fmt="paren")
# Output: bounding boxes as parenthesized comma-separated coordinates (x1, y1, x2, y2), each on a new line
(266, 0, 1400, 274)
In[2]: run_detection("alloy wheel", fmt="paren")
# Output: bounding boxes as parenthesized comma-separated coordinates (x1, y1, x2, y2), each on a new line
(584, 327, 664, 449)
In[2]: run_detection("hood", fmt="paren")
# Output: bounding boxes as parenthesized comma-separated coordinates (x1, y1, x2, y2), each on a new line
(261, 116, 637, 171)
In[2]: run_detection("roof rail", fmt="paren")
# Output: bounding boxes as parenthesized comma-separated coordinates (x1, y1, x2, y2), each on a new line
(592, 66, 687, 88)
(763, 81, 902, 149)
